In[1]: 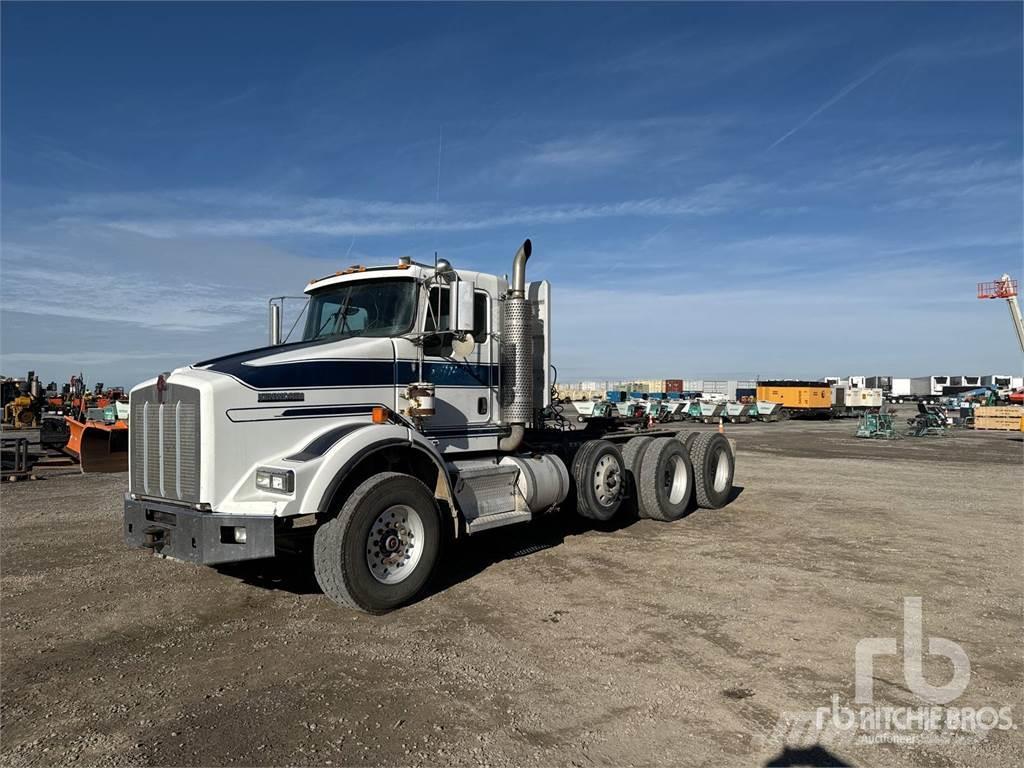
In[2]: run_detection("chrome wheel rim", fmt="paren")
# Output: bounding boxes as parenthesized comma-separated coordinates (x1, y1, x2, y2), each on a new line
(593, 453, 621, 506)
(664, 454, 689, 505)
(712, 447, 731, 493)
(366, 504, 424, 585)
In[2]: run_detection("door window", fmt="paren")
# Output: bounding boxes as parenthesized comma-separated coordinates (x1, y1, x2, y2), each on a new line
(425, 288, 488, 355)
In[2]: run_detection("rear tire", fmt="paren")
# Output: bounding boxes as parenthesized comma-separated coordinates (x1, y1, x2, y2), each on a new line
(637, 438, 694, 521)
(621, 436, 655, 509)
(314, 472, 441, 613)
(675, 430, 700, 451)
(572, 440, 625, 521)
(689, 433, 735, 509)
(622, 435, 654, 479)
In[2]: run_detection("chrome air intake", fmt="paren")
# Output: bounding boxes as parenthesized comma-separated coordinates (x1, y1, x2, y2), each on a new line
(501, 240, 533, 446)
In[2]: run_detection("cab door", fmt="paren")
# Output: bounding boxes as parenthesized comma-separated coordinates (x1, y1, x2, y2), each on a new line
(421, 285, 494, 429)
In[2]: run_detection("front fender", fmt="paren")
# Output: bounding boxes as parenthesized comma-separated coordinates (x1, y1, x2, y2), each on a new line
(298, 423, 455, 521)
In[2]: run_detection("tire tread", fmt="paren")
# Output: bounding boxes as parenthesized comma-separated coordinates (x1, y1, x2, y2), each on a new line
(313, 471, 436, 613)
(689, 433, 734, 509)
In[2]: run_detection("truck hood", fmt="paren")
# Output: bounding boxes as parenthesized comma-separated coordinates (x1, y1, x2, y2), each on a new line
(192, 336, 398, 390)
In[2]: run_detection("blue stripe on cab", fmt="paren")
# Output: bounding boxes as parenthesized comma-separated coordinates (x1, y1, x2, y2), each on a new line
(206, 356, 498, 390)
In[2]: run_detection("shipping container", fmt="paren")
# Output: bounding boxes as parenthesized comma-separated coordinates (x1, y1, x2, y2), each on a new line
(665, 379, 684, 393)
(865, 376, 892, 390)
(724, 379, 756, 400)
(685, 380, 704, 392)
(981, 375, 1012, 388)
(605, 390, 626, 403)
(823, 376, 843, 387)
(703, 380, 728, 395)
(756, 381, 832, 411)
(847, 375, 866, 389)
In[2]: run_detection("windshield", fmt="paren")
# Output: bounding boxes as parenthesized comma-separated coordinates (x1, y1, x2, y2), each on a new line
(302, 278, 417, 342)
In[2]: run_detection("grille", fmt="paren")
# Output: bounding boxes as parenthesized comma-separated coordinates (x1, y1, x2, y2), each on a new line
(129, 383, 201, 503)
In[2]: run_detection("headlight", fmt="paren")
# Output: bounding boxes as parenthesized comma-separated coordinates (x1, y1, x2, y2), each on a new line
(255, 468, 294, 494)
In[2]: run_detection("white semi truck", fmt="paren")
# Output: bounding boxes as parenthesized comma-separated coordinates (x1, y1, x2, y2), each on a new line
(123, 240, 736, 613)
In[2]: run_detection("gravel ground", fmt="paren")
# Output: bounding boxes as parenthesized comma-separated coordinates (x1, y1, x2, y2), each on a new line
(1, 418, 1021, 767)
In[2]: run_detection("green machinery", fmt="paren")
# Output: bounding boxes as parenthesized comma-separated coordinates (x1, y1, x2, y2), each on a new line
(856, 413, 897, 439)
(906, 403, 947, 437)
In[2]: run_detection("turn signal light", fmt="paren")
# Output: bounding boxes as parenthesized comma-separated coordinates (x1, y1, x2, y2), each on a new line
(372, 406, 390, 424)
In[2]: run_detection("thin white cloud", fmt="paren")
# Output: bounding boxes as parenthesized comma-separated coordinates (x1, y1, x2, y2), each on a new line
(768, 54, 899, 150)
(516, 134, 641, 173)
(53, 180, 753, 240)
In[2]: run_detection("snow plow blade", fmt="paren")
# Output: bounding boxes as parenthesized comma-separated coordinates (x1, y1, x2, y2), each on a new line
(64, 416, 129, 473)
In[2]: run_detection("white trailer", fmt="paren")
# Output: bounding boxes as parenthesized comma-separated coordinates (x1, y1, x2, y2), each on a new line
(981, 374, 1013, 388)
(888, 378, 912, 402)
(123, 240, 738, 613)
(930, 376, 951, 395)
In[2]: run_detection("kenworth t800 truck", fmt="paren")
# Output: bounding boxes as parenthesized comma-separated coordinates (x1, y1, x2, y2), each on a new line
(124, 240, 736, 613)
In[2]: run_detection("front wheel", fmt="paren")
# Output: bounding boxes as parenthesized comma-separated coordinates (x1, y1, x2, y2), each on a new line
(314, 472, 441, 613)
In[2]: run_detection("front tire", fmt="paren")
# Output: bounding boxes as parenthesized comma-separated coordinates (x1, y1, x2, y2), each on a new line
(314, 472, 441, 613)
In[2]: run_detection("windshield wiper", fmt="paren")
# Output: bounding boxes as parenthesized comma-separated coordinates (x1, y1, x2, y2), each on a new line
(314, 308, 342, 339)
(336, 291, 353, 337)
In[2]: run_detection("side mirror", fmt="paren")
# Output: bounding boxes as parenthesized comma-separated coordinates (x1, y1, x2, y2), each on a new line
(451, 278, 475, 333)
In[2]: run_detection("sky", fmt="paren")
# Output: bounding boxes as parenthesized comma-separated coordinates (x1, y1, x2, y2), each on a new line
(2, 1, 1022, 388)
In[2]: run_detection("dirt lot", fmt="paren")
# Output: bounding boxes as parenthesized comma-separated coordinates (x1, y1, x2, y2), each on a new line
(2, 418, 1022, 767)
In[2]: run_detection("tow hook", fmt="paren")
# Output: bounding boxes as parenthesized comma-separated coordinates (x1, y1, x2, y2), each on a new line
(142, 526, 169, 551)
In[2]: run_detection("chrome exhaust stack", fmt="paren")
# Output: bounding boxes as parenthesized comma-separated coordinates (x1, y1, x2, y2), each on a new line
(499, 239, 533, 451)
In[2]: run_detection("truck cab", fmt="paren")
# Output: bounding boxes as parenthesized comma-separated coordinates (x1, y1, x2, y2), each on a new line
(124, 240, 736, 613)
